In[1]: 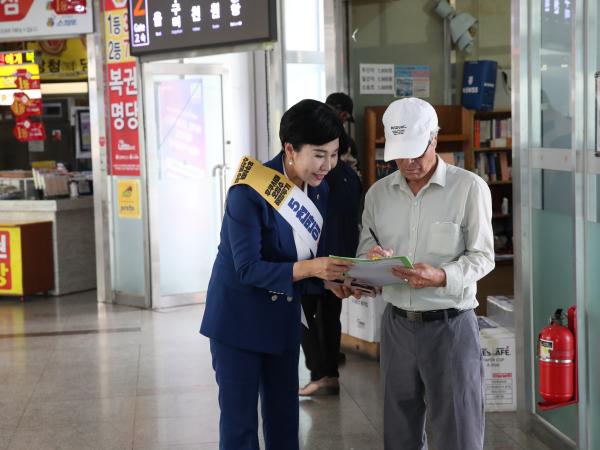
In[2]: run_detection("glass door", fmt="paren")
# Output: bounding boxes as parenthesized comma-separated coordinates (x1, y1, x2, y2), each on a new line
(142, 62, 228, 309)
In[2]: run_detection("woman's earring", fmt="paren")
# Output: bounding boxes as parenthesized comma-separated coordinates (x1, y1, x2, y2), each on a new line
(289, 160, 293, 165)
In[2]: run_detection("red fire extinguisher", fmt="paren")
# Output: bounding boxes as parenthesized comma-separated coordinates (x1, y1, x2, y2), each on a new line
(538, 309, 575, 404)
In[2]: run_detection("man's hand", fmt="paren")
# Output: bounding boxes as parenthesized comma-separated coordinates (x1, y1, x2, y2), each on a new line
(366, 245, 394, 260)
(392, 263, 446, 289)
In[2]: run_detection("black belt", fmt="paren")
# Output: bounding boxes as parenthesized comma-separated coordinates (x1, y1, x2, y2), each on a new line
(391, 305, 466, 322)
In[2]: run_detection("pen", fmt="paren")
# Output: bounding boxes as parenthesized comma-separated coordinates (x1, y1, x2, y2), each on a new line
(368, 227, 383, 248)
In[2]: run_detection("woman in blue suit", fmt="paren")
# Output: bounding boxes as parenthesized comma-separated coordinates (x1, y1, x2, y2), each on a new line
(200, 99, 356, 450)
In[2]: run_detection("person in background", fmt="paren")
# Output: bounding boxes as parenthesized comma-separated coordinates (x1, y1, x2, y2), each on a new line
(299, 114, 363, 396)
(200, 99, 362, 450)
(326, 92, 361, 176)
(356, 97, 494, 450)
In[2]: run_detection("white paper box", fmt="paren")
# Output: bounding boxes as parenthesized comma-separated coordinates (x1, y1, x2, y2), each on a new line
(479, 316, 517, 412)
(348, 295, 385, 342)
(340, 298, 349, 334)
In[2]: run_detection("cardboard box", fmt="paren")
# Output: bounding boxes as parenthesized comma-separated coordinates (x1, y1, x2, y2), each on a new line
(348, 295, 385, 343)
(479, 316, 516, 412)
(486, 295, 514, 332)
(340, 297, 349, 334)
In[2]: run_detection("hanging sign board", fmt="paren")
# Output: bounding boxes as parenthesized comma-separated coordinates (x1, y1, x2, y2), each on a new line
(10, 92, 42, 117)
(128, 0, 277, 56)
(13, 117, 46, 142)
(105, 0, 141, 177)
(26, 38, 88, 81)
(0, 0, 93, 40)
(0, 63, 40, 90)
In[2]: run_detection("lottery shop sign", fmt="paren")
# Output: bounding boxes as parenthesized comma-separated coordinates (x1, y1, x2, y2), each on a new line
(0, 0, 93, 40)
(0, 228, 23, 296)
(105, 0, 141, 177)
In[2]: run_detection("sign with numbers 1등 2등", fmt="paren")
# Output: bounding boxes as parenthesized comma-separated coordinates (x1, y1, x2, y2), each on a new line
(128, 0, 277, 56)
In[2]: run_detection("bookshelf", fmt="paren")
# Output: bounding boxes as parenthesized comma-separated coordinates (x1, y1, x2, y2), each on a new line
(473, 110, 514, 314)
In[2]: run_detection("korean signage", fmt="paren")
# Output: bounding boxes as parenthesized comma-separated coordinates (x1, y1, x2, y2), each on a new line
(0, 62, 40, 90)
(128, 0, 277, 56)
(105, 0, 141, 177)
(26, 38, 88, 81)
(359, 64, 394, 95)
(117, 179, 142, 218)
(0, 0, 93, 40)
(0, 228, 23, 296)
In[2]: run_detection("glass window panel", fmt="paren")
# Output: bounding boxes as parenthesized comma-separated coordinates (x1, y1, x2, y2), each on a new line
(284, 0, 323, 52)
(540, 0, 572, 148)
(285, 63, 326, 108)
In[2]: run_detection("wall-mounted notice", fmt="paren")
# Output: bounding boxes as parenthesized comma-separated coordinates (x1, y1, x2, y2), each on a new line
(394, 65, 431, 98)
(359, 64, 394, 95)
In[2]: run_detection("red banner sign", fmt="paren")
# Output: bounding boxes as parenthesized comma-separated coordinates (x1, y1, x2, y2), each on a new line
(49, 0, 87, 15)
(14, 69, 41, 90)
(108, 61, 140, 176)
(0, 0, 34, 22)
(10, 92, 42, 117)
(13, 117, 46, 142)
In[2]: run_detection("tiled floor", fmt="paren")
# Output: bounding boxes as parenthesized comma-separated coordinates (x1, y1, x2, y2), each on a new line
(0, 292, 565, 449)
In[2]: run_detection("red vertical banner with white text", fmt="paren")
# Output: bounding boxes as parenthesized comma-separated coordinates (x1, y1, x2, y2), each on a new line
(104, 0, 141, 177)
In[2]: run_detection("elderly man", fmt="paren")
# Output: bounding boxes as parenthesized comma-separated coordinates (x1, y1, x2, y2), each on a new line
(356, 97, 494, 450)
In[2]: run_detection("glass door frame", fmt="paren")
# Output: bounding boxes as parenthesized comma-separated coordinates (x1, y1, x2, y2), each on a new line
(141, 62, 230, 309)
(513, 0, 592, 447)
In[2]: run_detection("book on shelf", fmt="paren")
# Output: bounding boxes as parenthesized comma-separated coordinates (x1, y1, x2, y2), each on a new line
(474, 152, 512, 182)
(439, 152, 465, 168)
(474, 117, 512, 148)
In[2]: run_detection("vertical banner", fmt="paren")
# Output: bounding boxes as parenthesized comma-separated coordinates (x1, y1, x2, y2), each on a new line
(104, 0, 141, 177)
(0, 228, 23, 296)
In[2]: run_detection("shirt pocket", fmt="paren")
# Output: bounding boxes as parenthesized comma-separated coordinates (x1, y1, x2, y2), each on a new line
(427, 221, 461, 257)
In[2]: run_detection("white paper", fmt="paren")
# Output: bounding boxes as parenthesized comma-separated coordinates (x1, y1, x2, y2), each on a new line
(332, 256, 413, 288)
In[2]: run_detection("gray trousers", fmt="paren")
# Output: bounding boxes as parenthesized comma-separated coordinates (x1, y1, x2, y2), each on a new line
(380, 304, 484, 450)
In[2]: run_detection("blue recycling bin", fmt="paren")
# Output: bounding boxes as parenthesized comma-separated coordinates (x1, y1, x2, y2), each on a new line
(461, 60, 498, 111)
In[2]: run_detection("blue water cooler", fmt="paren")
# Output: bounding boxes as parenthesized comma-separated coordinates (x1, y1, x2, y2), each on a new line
(461, 60, 498, 111)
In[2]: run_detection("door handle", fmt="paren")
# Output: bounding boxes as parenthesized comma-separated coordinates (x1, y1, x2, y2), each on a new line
(212, 163, 229, 219)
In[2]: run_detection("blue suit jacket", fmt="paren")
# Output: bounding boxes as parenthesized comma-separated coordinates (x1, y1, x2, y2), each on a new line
(200, 153, 329, 354)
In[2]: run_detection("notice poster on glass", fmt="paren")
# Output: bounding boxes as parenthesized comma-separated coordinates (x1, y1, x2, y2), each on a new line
(394, 65, 431, 98)
(359, 64, 395, 95)
(157, 79, 206, 179)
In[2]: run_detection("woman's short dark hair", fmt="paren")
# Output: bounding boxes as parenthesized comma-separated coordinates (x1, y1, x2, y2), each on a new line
(279, 99, 344, 150)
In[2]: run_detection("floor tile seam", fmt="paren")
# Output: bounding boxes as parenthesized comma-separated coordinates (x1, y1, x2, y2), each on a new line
(131, 343, 143, 450)
(337, 382, 381, 435)
(7, 338, 57, 450)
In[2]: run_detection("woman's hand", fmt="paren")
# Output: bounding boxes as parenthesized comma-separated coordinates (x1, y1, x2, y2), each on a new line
(293, 257, 353, 282)
(366, 245, 394, 260)
(324, 281, 363, 299)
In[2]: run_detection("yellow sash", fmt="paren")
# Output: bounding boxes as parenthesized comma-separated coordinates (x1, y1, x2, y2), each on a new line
(231, 156, 323, 255)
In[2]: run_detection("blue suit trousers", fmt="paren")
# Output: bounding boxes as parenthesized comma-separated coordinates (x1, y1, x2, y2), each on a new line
(210, 339, 300, 450)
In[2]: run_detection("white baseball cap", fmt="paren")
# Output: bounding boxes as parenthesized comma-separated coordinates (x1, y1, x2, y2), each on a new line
(382, 98, 438, 161)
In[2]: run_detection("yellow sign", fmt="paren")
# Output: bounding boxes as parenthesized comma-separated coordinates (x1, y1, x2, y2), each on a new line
(26, 39, 88, 81)
(117, 179, 141, 219)
(105, 8, 135, 64)
(0, 51, 36, 66)
(0, 227, 23, 296)
(0, 64, 40, 90)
